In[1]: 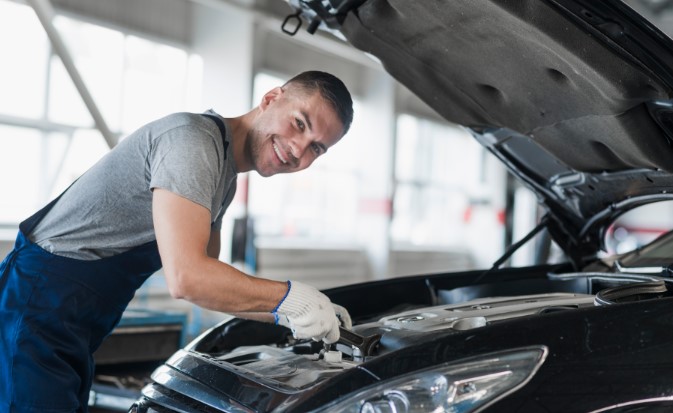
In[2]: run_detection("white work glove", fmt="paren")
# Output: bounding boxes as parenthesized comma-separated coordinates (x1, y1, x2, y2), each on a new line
(272, 280, 351, 344)
(332, 303, 352, 330)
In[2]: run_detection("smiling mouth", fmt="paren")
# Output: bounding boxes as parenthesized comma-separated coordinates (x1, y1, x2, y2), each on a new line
(273, 141, 288, 164)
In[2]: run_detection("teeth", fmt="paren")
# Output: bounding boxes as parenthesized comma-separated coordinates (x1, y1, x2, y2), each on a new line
(273, 143, 288, 164)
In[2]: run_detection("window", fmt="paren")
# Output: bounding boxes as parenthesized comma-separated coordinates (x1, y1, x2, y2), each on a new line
(0, 1, 48, 119)
(47, 17, 125, 128)
(0, 0, 202, 227)
(391, 115, 497, 251)
(604, 200, 673, 255)
(0, 126, 44, 223)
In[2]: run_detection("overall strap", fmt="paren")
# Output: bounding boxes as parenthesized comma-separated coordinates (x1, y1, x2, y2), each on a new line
(201, 113, 229, 159)
(19, 180, 78, 236)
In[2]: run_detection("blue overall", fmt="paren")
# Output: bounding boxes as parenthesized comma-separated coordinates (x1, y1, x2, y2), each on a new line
(0, 192, 162, 412)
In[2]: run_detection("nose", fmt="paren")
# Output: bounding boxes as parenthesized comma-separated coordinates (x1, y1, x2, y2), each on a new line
(288, 132, 311, 161)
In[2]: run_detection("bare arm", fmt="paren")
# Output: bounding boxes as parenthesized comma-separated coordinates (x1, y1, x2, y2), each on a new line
(205, 222, 275, 322)
(152, 188, 287, 314)
(206, 229, 220, 259)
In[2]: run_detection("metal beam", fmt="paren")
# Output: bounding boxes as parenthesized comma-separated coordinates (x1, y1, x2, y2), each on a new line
(0, 113, 77, 135)
(25, 0, 117, 148)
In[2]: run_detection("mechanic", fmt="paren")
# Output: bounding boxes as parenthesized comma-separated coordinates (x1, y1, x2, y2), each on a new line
(0, 70, 353, 413)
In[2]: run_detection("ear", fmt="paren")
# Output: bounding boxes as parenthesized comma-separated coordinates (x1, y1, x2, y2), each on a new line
(259, 87, 284, 111)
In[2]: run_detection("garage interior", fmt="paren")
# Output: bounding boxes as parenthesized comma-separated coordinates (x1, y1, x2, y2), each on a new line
(3, 0, 673, 411)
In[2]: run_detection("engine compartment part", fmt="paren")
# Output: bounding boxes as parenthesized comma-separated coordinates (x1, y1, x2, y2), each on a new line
(183, 270, 673, 390)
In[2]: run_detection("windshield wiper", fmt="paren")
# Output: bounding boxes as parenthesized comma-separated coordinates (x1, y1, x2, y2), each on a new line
(614, 259, 667, 274)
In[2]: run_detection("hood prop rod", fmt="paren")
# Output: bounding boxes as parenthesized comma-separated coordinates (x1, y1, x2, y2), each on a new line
(472, 214, 550, 284)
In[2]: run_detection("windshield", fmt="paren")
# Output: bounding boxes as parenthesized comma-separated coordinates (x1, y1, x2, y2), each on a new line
(616, 230, 673, 269)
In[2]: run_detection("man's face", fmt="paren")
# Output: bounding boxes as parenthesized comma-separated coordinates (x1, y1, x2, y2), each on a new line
(246, 87, 344, 177)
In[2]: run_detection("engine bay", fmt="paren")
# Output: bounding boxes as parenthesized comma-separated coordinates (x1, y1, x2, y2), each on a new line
(185, 271, 673, 391)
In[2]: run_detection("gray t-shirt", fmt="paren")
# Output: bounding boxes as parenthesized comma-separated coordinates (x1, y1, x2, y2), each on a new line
(30, 110, 238, 260)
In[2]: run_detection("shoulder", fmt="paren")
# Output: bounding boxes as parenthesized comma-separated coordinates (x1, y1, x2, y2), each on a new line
(145, 112, 221, 145)
(152, 112, 214, 132)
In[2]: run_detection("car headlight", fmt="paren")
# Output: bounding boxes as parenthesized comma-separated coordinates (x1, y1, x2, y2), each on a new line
(316, 346, 547, 413)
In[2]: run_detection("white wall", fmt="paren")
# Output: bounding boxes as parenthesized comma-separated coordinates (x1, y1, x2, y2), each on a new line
(192, 1, 254, 115)
(353, 69, 395, 279)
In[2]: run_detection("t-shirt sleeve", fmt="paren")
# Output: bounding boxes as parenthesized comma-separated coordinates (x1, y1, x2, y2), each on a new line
(148, 124, 221, 212)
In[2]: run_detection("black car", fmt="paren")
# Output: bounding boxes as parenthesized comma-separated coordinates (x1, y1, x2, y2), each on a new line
(131, 0, 673, 412)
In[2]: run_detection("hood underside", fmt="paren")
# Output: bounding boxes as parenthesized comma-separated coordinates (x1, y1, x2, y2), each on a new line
(339, 0, 673, 169)
(292, 0, 673, 261)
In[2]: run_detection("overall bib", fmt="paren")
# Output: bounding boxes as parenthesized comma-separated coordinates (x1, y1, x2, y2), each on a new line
(0, 194, 163, 412)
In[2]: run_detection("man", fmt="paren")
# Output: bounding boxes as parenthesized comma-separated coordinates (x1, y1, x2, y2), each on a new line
(0, 70, 354, 413)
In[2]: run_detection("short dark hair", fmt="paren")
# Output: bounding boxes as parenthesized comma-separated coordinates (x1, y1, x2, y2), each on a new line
(284, 71, 354, 135)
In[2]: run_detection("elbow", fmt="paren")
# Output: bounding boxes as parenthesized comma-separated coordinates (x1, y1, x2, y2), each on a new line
(160, 252, 211, 301)
(163, 265, 193, 300)
(168, 283, 187, 300)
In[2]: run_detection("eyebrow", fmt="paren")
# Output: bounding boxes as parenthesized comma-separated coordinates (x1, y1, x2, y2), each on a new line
(300, 110, 313, 132)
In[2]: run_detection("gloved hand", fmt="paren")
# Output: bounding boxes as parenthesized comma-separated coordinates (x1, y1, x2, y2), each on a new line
(272, 280, 351, 343)
(332, 303, 352, 330)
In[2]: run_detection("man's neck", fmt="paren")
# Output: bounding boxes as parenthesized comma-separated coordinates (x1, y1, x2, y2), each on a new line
(224, 108, 258, 173)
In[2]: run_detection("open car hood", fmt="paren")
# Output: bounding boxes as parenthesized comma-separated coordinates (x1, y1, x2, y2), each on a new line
(287, 0, 673, 265)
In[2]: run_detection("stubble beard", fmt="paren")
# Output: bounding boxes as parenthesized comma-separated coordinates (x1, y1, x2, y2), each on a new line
(246, 128, 274, 177)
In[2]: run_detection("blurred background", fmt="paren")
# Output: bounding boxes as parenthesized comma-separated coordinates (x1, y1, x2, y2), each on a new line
(2, 0, 673, 341)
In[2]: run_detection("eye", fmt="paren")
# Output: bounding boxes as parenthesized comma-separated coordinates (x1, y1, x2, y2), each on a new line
(296, 118, 305, 131)
(311, 142, 323, 155)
